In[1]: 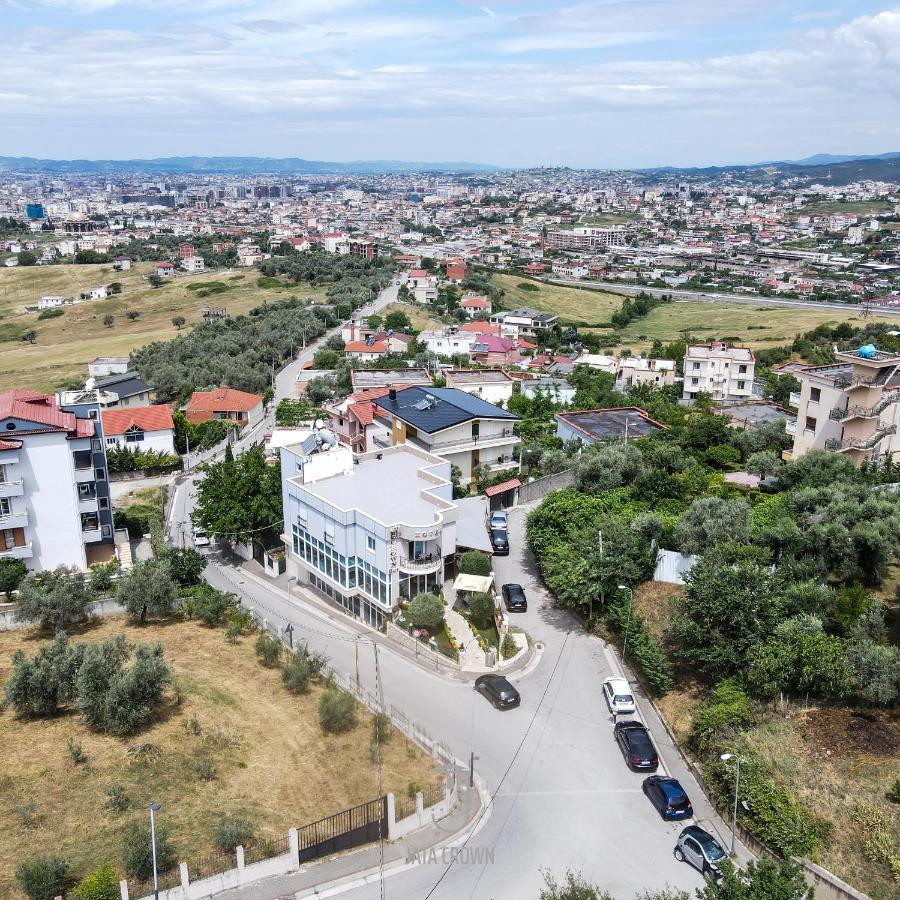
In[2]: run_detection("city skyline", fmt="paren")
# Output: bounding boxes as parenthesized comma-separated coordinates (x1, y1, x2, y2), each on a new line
(1, 1, 900, 168)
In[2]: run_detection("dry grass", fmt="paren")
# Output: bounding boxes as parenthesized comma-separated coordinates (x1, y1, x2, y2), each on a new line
(492, 273, 623, 324)
(0, 263, 327, 392)
(114, 486, 166, 510)
(0, 617, 439, 896)
(382, 302, 444, 332)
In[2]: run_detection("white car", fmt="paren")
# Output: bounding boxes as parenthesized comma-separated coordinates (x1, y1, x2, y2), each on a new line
(192, 528, 210, 548)
(489, 510, 508, 530)
(602, 677, 636, 715)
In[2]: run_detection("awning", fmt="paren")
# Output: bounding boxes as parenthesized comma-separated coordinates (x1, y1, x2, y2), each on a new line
(453, 573, 494, 594)
(484, 478, 521, 498)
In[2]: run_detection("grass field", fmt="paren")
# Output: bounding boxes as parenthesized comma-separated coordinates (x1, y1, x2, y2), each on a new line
(381, 302, 444, 332)
(578, 212, 640, 226)
(0, 263, 326, 392)
(800, 200, 895, 216)
(609, 300, 899, 354)
(492, 274, 623, 324)
(0, 616, 439, 897)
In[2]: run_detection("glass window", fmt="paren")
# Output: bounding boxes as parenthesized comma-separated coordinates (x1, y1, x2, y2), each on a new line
(810, 387, 821, 403)
(367, 535, 376, 552)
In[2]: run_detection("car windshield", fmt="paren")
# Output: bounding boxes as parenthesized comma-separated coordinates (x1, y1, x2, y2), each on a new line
(698, 837, 726, 861)
(669, 794, 689, 809)
(615, 694, 633, 704)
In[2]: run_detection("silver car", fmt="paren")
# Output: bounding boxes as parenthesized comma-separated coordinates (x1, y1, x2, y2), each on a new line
(489, 510, 508, 530)
(674, 825, 727, 882)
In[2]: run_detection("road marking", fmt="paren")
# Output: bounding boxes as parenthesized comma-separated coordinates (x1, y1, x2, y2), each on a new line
(493, 788, 644, 797)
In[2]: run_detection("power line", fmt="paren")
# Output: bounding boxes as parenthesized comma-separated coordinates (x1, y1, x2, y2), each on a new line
(423, 633, 571, 900)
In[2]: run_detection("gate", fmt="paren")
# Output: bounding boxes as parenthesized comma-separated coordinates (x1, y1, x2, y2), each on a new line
(297, 796, 388, 863)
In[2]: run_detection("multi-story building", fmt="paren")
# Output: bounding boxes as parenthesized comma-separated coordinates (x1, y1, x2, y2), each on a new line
(544, 227, 626, 250)
(615, 357, 676, 391)
(488, 307, 559, 338)
(682, 342, 755, 402)
(0, 388, 115, 572)
(784, 345, 900, 465)
(281, 443, 458, 627)
(373, 386, 520, 482)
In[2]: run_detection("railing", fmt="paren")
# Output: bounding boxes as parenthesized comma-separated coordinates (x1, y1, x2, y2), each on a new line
(825, 424, 897, 452)
(830, 392, 899, 420)
(398, 554, 442, 573)
(789, 392, 802, 407)
(425, 429, 518, 451)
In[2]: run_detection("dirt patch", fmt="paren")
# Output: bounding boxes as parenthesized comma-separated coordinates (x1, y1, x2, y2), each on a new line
(633, 581, 682, 639)
(796, 707, 900, 759)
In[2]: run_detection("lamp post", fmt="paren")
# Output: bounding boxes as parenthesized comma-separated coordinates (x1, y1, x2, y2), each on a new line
(149, 801, 161, 900)
(720, 753, 740, 857)
(617, 584, 634, 660)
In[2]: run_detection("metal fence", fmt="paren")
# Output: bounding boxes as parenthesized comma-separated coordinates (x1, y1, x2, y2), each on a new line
(128, 865, 181, 898)
(297, 796, 388, 863)
(244, 833, 290, 866)
(394, 791, 418, 821)
(191, 847, 235, 881)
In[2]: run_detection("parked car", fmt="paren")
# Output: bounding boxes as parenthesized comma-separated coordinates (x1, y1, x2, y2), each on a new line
(642, 776, 694, 821)
(501, 583, 527, 612)
(613, 721, 658, 771)
(475, 674, 520, 710)
(674, 825, 727, 882)
(192, 528, 210, 547)
(490, 528, 509, 555)
(489, 510, 509, 530)
(602, 676, 636, 715)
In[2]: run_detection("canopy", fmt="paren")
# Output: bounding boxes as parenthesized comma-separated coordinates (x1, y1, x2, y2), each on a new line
(453, 573, 494, 594)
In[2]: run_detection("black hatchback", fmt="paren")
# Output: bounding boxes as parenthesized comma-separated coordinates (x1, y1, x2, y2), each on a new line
(613, 720, 659, 771)
(475, 674, 520, 710)
(490, 529, 509, 555)
(501, 583, 527, 612)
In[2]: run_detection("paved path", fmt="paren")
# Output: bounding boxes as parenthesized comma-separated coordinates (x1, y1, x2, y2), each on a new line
(442, 592, 484, 672)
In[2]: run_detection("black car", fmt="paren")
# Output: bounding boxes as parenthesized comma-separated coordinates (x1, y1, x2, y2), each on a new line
(642, 776, 693, 821)
(490, 529, 509, 555)
(501, 583, 527, 612)
(475, 674, 520, 709)
(613, 720, 659, 771)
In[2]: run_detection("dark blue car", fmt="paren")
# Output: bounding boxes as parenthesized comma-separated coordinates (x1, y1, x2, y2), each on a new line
(642, 776, 693, 821)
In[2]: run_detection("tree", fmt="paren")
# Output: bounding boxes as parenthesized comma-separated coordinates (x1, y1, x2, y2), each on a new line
(697, 857, 813, 900)
(457, 551, 491, 576)
(5, 632, 84, 718)
(14, 566, 91, 631)
(103, 314, 114, 328)
(779, 449, 856, 489)
(121, 820, 175, 879)
(72, 861, 120, 900)
(746, 450, 781, 480)
(367, 315, 383, 330)
(254, 632, 282, 666)
(108, 281, 122, 295)
(164, 547, 207, 586)
(275, 397, 316, 426)
(467, 591, 495, 626)
(384, 309, 411, 331)
(0, 557, 27, 598)
(539, 869, 612, 900)
(116, 559, 177, 623)
(21, 329, 37, 344)
(318, 687, 357, 733)
(670, 544, 786, 680)
(573, 443, 645, 495)
(675, 497, 751, 555)
(845, 640, 900, 706)
(172, 315, 186, 329)
(148, 273, 165, 288)
(407, 592, 445, 630)
(125, 310, 140, 322)
(15, 856, 69, 900)
(183, 585, 236, 626)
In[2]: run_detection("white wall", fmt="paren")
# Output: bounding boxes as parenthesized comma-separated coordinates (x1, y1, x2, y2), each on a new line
(106, 429, 176, 455)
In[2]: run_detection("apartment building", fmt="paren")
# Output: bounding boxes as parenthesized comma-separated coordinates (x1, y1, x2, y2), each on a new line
(0, 388, 115, 572)
(615, 357, 676, 391)
(544, 227, 626, 250)
(281, 443, 458, 627)
(488, 307, 559, 338)
(444, 370, 516, 405)
(785, 345, 900, 465)
(682, 342, 755, 402)
(373, 386, 520, 482)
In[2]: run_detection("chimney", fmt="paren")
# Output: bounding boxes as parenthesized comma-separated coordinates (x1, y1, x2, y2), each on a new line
(388, 388, 397, 402)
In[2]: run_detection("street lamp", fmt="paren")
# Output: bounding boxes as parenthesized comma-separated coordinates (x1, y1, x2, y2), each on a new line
(617, 585, 634, 659)
(149, 802, 161, 900)
(720, 753, 741, 857)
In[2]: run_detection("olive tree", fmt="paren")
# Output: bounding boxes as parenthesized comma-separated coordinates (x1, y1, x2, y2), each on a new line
(116, 559, 177, 623)
(14, 566, 91, 632)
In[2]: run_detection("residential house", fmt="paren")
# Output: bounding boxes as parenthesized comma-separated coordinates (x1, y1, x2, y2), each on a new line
(419, 328, 477, 358)
(179, 242, 196, 258)
(87, 285, 108, 301)
(615, 357, 676, 391)
(326, 387, 401, 453)
(181, 255, 205, 273)
(555, 407, 665, 445)
(551, 261, 589, 279)
(489, 307, 559, 338)
(349, 369, 432, 392)
(522, 263, 547, 275)
(682, 343, 755, 402)
(469, 334, 523, 367)
(444, 369, 516, 405)
(88, 357, 129, 378)
(155, 261, 175, 277)
(459, 295, 492, 318)
(577, 353, 618, 375)
(373, 386, 520, 482)
(521, 377, 576, 405)
(112, 256, 131, 271)
(784, 345, 900, 466)
(101, 405, 176, 456)
(90, 371, 154, 409)
(0, 388, 115, 572)
(185, 387, 264, 428)
(281, 443, 458, 627)
(320, 232, 350, 254)
(407, 269, 438, 304)
(237, 246, 262, 267)
(444, 260, 468, 282)
(37, 295, 65, 310)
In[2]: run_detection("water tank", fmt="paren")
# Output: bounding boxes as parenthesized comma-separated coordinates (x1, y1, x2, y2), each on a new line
(858, 344, 877, 359)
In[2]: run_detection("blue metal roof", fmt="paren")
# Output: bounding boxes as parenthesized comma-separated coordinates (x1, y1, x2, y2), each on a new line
(373, 386, 519, 434)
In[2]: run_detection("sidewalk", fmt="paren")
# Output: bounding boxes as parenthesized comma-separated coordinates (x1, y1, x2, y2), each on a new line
(211, 781, 485, 900)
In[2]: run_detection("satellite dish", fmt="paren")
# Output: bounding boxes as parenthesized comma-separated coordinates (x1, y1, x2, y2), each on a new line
(313, 418, 325, 430)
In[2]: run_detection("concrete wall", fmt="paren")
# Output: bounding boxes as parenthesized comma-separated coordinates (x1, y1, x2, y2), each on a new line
(0, 597, 124, 631)
(516, 469, 575, 505)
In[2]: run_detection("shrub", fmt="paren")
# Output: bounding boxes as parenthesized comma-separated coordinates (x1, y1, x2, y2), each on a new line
(888, 778, 900, 804)
(215, 814, 256, 852)
(72, 861, 120, 900)
(15, 856, 69, 900)
(121, 820, 175, 880)
(254, 633, 282, 667)
(371, 712, 392, 748)
(224, 622, 242, 643)
(193, 753, 217, 781)
(14, 565, 91, 631)
(318, 688, 357, 734)
(105, 784, 128, 813)
(182, 584, 235, 625)
(407, 592, 445, 630)
(67, 736, 86, 764)
(281, 651, 312, 694)
(467, 591, 495, 626)
(458, 551, 492, 576)
(500, 633, 519, 659)
(690, 679, 754, 755)
(88, 560, 119, 596)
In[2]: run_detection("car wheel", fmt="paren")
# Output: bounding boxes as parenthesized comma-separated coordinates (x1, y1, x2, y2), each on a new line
(674, 848, 684, 863)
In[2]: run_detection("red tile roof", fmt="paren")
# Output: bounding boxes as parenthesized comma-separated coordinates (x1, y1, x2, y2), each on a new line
(459, 321, 501, 335)
(484, 478, 521, 497)
(0, 389, 79, 432)
(345, 340, 388, 354)
(187, 387, 262, 413)
(102, 404, 174, 436)
(0, 439, 23, 451)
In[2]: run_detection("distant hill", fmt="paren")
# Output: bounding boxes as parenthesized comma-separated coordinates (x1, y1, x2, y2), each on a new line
(0, 155, 503, 176)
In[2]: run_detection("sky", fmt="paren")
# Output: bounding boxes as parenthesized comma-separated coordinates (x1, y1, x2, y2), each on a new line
(1, 0, 900, 168)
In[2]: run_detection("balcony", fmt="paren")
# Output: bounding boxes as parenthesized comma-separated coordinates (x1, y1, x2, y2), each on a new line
(0, 479, 24, 499)
(830, 393, 898, 421)
(824, 423, 897, 453)
(789, 392, 802, 408)
(0, 542, 32, 560)
(423, 428, 519, 453)
(398, 554, 443, 574)
(81, 526, 103, 543)
(79, 496, 99, 513)
(74, 465, 96, 484)
(785, 420, 797, 436)
(0, 509, 28, 530)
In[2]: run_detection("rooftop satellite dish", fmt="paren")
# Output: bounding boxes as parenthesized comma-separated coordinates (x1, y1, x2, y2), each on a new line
(313, 418, 325, 430)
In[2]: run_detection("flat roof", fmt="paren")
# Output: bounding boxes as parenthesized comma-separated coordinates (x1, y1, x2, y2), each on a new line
(717, 400, 794, 426)
(350, 369, 432, 389)
(556, 407, 664, 440)
(299, 448, 450, 528)
(447, 369, 512, 384)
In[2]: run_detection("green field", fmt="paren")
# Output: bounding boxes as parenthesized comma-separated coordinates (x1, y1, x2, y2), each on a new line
(0, 263, 326, 392)
(492, 274, 623, 324)
(578, 212, 640, 226)
(800, 200, 894, 216)
(609, 300, 898, 353)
